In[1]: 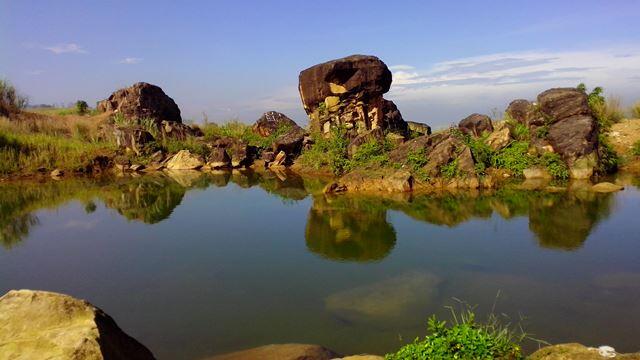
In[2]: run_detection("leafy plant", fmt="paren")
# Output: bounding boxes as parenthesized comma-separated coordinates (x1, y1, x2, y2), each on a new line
(579, 83, 623, 130)
(491, 141, 534, 176)
(347, 139, 390, 171)
(535, 125, 549, 139)
(75, 100, 88, 115)
(300, 126, 350, 175)
(598, 134, 619, 173)
(441, 159, 460, 179)
(512, 122, 530, 141)
(385, 304, 526, 360)
(539, 152, 568, 180)
(632, 140, 640, 156)
(405, 147, 430, 181)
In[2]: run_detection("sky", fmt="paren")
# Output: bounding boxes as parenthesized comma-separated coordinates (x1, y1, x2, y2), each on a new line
(2, 0, 640, 128)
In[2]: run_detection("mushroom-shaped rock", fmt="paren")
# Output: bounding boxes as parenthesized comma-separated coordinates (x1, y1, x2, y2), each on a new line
(97, 82, 182, 123)
(0, 289, 155, 360)
(298, 55, 407, 137)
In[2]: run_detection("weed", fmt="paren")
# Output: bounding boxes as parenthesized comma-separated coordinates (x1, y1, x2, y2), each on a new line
(300, 126, 349, 175)
(539, 152, 569, 180)
(491, 141, 534, 176)
(579, 83, 623, 130)
(441, 159, 460, 179)
(632, 140, 640, 156)
(598, 134, 619, 173)
(347, 139, 389, 171)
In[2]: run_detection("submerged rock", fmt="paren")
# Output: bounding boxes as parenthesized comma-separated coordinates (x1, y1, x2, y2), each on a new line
(298, 54, 407, 137)
(207, 343, 339, 360)
(592, 182, 624, 192)
(97, 82, 181, 123)
(0, 289, 155, 360)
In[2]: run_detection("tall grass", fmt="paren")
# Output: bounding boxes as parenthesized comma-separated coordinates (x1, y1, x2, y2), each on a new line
(631, 101, 640, 119)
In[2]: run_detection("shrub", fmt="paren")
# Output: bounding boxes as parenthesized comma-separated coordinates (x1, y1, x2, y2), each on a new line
(467, 135, 494, 175)
(200, 120, 290, 149)
(441, 159, 460, 179)
(405, 147, 430, 181)
(347, 139, 389, 171)
(512, 122, 530, 141)
(578, 83, 623, 130)
(0, 79, 28, 116)
(75, 100, 88, 115)
(491, 141, 535, 176)
(598, 134, 619, 173)
(385, 308, 525, 360)
(632, 140, 640, 156)
(539, 152, 568, 180)
(300, 126, 349, 175)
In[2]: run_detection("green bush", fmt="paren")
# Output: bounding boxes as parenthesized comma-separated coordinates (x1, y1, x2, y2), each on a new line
(300, 126, 349, 175)
(579, 83, 623, 130)
(75, 100, 88, 115)
(200, 120, 290, 149)
(512, 122, 530, 141)
(539, 152, 569, 180)
(385, 311, 524, 360)
(632, 140, 640, 156)
(491, 141, 534, 176)
(598, 134, 619, 173)
(441, 159, 460, 179)
(347, 139, 389, 171)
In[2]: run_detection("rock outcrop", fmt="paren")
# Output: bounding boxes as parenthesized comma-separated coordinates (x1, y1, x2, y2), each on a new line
(458, 113, 494, 137)
(529, 343, 640, 360)
(252, 111, 297, 137)
(407, 121, 432, 136)
(113, 126, 155, 155)
(298, 55, 407, 138)
(97, 82, 182, 123)
(0, 289, 155, 360)
(166, 150, 205, 170)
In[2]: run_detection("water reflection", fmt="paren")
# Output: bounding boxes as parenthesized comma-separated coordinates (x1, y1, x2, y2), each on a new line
(0, 171, 618, 253)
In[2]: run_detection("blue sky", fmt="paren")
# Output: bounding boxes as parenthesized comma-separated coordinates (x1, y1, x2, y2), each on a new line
(2, 0, 640, 127)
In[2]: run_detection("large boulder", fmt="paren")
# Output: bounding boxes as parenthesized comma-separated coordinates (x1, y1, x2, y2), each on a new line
(407, 121, 432, 136)
(547, 114, 598, 166)
(113, 126, 155, 155)
(537, 88, 591, 122)
(207, 344, 340, 360)
(97, 82, 182, 123)
(166, 150, 205, 170)
(0, 289, 155, 360)
(458, 113, 494, 137)
(213, 137, 256, 168)
(159, 120, 202, 140)
(252, 111, 297, 137)
(298, 55, 407, 137)
(272, 126, 306, 157)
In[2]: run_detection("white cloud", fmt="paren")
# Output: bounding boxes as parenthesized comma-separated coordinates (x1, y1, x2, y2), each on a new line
(119, 57, 143, 64)
(43, 43, 87, 54)
(389, 64, 415, 71)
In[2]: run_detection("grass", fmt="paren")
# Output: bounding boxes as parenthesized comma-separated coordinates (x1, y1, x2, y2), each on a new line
(633, 140, 640, 157)
(631, 101, 640, 119)
(539, 152, 569, 180)
(385, 301, 527, 360)
(405, 147, 430, 181)
(299, 126, 350, 175)
(199, 120, 291, 149)
(0, 117, 116, 175)
(491, 141, 535, 176)
(441, 159, 460, 179)
(347, 139, 390, 171)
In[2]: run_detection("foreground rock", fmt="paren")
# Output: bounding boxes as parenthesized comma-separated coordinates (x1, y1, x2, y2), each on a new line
(97, 82, 182, 123)
(529, 343, 640, 359)
(166, 150, 204, 170)
(299, 55, 408, 137)
(0, 289, 154, 360)
(592, 182, 624, 192)
(458, 113, 493, 137)
(208, 343, 339, 360)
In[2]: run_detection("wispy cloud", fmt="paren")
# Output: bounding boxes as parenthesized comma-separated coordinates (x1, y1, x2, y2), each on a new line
(119, 57, 142, 64)
(389, 47, 640, 103)
(43, 43, 87, 54)
(389, 64, 415, 71)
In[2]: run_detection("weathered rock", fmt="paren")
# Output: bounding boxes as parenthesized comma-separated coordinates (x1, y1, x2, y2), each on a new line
(97, 82, 181, 123)
(455, 146, 476, 177)
(270, 151, 287, 167)
(529, 343, 640, 360)
(50, 169, 64, 178)
(272, 126, 306, 157)
(506, 99, 535, 124)
(208, 343, 340, 360)
(407, 121, 432, 136)
(0, 289, 155, 360)
(113, 126, 155, 155)
(423, 136, 460, 176)
(159, 120, 202, 140)
(252, 111, 297, 137)
(348, 128, 385, 157)
(299, 55, 407, 137)
(569, 153, 598, 179)
(388, 135, 432, 164)
(592, 182, 624, 192)
(538, 88, 591, 122)
(458, 113, 494, 137)
(207, 147, 231, 169)
(329, 171, 413, 193)
(523, 167, 552, 179)
(212, 138, 256, 168)
(485, 126, 512, 151)
(166, 150, 204, 170)
(547, 114, 598, 166)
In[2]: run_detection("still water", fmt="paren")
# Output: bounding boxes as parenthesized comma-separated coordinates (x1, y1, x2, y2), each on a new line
(1, 171, 639, 359)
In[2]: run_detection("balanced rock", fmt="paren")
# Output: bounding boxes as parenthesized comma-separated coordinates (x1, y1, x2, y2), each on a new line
(298, 55, 407, 137)
(458, 113, 494, 137)
(0, 289, 154, 360)
(97, 82, 181, 123)
(252, 111, 297, 137)
(166, 150, 204, 170)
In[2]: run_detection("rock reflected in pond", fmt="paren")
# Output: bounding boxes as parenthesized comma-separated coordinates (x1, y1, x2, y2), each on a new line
(325, 271, 441, 326)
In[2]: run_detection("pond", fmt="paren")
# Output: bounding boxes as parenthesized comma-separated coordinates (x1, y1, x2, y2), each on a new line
(1, 171, 639, 359)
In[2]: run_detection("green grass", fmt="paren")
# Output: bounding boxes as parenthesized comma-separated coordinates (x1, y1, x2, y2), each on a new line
(385, 304, 526, 360)
(631, 101, 640, 119)
(441, 159, 460, 179)
(491, 141, 535, 176)
(0, 126, 116, 175)
(299, 127, 350, 175)
(633, 140, 640, 157)
(539, 152, 569, 180)
(347, 139, 390, 171)
(200, 120, 291, 149)
(405, 147, 430, 181)
(579, 83, 624, 130)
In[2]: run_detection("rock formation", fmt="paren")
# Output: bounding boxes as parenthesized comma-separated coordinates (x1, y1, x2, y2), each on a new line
(252, 111, 297, 137)
(0, 289, 155, 360)
(97, 82, 182, 123)
(298, 55, 407, 138)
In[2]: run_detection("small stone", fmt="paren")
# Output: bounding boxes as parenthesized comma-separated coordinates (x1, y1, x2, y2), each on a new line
(592, 182, 624, 193)
(50, 169, 63, 178)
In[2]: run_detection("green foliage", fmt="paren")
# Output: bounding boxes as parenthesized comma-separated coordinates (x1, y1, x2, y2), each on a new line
(632, 140, 640, 156)
(347, 139, 390, 171)
(441, 159, 460, 179)
(75, 100, 88, 115)
(535, 125, 549, 139)
(512, 122, 530, 141)
(467, 135, 494, 175)
(200, 120, 291, 149)
(539, 152, 569, 180)
(491, 141, 535, 176)
(385, 308, 525, 360)
(0, 79, 28, 115)
(300, 126, 350, 175)
(598, 134, 619, 173)
(162, 138, 210, 158)
(579, 83, 623, 130)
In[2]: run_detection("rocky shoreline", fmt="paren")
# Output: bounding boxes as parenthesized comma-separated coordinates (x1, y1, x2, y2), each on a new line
(2, 289, 639, 359)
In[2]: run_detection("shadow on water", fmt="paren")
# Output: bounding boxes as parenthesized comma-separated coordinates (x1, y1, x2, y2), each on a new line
(0, 170, 618, 254)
